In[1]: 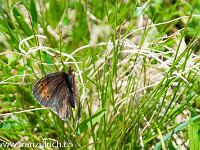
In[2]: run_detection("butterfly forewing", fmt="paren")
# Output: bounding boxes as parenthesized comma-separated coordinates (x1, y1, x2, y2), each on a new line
(32, 66, 80, 121)
(33, 72, 67, 108)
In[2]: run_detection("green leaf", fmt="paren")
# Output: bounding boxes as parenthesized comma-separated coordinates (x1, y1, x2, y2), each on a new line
(0, 115, 28, 130)
(30, 0, 38, 28)
(12, 6, 33, 36)
(17, 16, 33, 36)
(189, 105, 198, 118)
(189, 115, 200, 150)
(42, 51, 53, 69)
(12, 4, 22, 20)
(151, 59, 157, 64)
(0, 2, 18, 43)
(167, 140, 176, 150)
(0, 18, 9, 34)
(77, 108, 106, 134)
(8, 54, 18, 66)
(155, 115, 200, 150)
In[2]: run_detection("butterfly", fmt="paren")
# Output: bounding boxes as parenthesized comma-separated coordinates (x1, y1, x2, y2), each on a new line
(32, 66, 81, 120)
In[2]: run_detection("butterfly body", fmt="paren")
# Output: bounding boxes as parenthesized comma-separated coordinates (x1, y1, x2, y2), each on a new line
(32, 66, 79, 120)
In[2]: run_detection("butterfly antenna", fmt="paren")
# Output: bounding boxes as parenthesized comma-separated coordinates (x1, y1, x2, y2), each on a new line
(79, 54, 87, 62)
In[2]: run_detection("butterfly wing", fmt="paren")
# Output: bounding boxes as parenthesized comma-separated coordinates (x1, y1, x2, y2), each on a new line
(32, 68, 80, 121)
(50, 79, 71, 120)
(67, 68, 81, 119)
(32, 72, 67, 108)
(51, 72, 79, 120)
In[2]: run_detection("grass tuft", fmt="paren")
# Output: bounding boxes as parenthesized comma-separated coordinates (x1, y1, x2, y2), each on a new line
(0, 0, 200, 149)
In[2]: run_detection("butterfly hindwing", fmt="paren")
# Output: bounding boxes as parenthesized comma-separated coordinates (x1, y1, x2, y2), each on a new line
(67, 68, 79, 108)
(51, 80, 71, 120)
(67, 68, 82, 120)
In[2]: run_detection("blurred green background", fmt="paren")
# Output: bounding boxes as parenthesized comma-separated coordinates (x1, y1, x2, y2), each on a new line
(0, 0, 200, 149)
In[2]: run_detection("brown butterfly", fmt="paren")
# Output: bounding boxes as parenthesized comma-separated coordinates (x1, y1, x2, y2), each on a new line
(32, 66, 81, 120)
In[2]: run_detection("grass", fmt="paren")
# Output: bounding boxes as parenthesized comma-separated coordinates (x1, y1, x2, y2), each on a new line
(0, 0, 200, 149)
